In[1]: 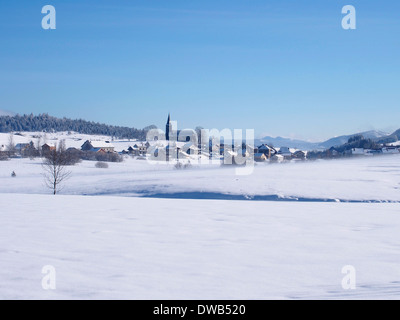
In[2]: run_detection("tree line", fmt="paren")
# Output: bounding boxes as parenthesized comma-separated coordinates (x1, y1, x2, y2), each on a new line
(0, 113, 150, 140)
(307, 135, 380, 159)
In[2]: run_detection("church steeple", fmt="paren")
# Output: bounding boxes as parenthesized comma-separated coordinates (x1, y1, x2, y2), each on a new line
(166, 113, 171, 141)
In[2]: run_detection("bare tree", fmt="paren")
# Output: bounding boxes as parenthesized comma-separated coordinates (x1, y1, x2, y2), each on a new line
(7, 133, 16, 156)
(42, 140, 71, 195)
(36, 135, 42, 157)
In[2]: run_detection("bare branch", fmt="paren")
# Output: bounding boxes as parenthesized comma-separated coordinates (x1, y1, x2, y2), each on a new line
(42, 142, 72, 195)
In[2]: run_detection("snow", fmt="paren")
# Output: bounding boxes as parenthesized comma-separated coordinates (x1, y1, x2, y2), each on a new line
(1, 194, 400, 299)
(1, 154, 400, 202)
(85, 140, 114, 149)
(1, 136, 400, 299)
(0, 132, 137, 153)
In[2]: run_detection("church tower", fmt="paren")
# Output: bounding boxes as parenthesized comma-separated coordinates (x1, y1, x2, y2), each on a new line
(166, 113, 171, 141)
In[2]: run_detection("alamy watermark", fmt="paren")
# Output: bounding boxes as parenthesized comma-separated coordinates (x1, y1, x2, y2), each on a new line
(41, 265, 56, 290)
(342, 5, 356, 30)
(41, 5, 56, 30)
(146, 122, 255, 176)
(40, 5, 356, 31)
(341, 265, 356, 290)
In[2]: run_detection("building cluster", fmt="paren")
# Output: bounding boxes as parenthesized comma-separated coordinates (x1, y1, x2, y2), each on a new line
(344, 146, 400, 156)
(2, 115, 399, 163)
(117, 115, 309, 162)
(77, 115, 400, 162)
(321, 146, 400, 159)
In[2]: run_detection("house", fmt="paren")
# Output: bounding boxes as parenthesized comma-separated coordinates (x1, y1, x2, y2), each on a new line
(254, 153, 268, 162)
(366, 149, 382, 155)
(257, 144, 276, 159)
(382, 147, 399, 154)
(133, 143, 148, 156)
(277, 146, 292, 159)
(270, 154, 284, 162)
(364, 149, 374, 156)
(15, 143, 30, 154)
(81, 140, 114, 153)
(92, 148, 107, 154)
(127, 146, 140, 156)
(42, 143, 56, 155)
(292, 150, 306, 160)
(351, 148, 364, 155)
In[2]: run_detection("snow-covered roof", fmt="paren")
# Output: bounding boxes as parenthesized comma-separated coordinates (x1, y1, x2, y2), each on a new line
(258, 144, 274, 150)
(89, 141, 114, 148)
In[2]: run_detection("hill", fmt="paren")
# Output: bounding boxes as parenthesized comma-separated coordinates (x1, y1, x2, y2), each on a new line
(257, 136, 319, 150)
(0, 113, 150, 140)
(259, 130, 390, 150)
(377, 129, 400, 144)
(319, 130, 388, 149)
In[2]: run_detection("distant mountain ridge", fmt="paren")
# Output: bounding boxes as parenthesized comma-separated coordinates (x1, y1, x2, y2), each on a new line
(259, 130, 393, 150)
(256, 136, 319, 150)
(319, 130, 389, 149)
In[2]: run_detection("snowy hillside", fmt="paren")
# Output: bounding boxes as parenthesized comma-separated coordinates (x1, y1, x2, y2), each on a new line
(259, 130, 390, 150)
(0, 132, 138, 153)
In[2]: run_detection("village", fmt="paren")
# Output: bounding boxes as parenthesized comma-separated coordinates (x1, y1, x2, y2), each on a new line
(0, 114, 399, 164)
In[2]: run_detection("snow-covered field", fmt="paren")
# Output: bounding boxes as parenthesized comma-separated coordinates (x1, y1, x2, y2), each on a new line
(0, 154, 399, 202)
(1, 194, 400, 299)
(1, 150, 400, 299)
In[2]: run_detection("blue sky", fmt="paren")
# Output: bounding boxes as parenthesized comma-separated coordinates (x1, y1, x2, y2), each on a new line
(0, 0, 399, 141)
